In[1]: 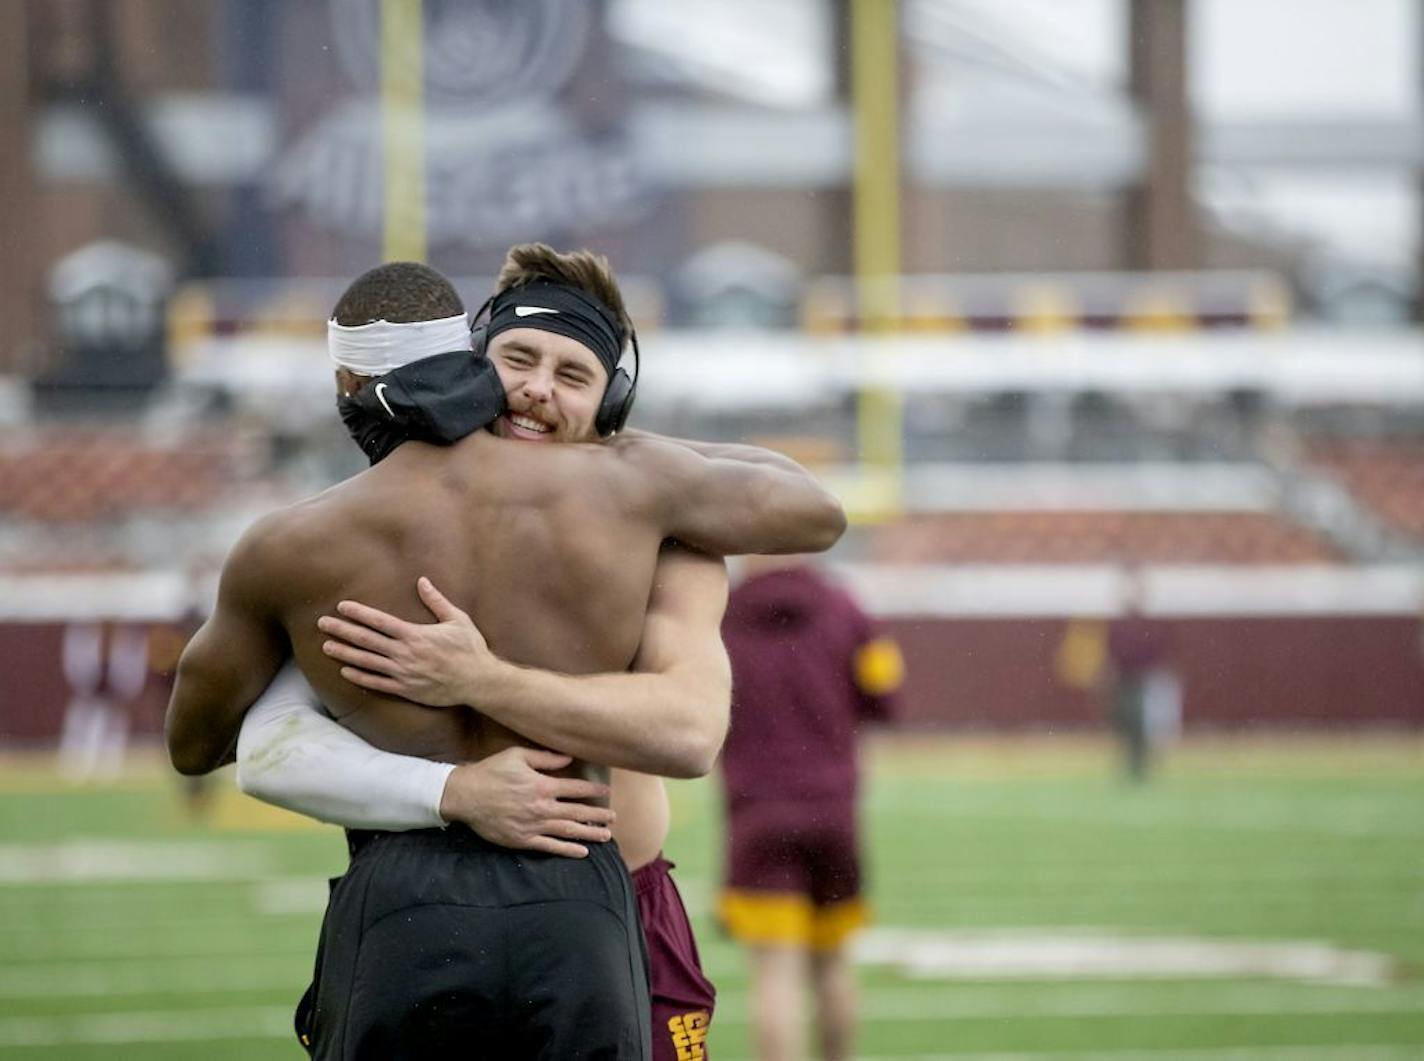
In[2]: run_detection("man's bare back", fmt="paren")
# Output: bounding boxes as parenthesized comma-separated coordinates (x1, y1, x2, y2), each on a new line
(167, 414, 842, 780)
(247, 430, 674, 784)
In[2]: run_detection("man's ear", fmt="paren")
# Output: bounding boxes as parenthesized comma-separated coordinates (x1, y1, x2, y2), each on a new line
(336, 368, 374, 397)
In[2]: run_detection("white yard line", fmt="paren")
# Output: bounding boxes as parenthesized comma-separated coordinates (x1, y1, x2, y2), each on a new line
(0, 876, 332, 925)
(0, 956, 307, 998)
(1, 934, 315, 962)
(712, 985, 1424, 1022)
(251, 876, 332, 914)
(853, 930, 1398, 986)
(0, 840, 278, 885)
(0, 1006, 293, 1047)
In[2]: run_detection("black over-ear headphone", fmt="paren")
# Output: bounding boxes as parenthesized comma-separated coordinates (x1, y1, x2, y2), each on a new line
(469, 294, 639, 438)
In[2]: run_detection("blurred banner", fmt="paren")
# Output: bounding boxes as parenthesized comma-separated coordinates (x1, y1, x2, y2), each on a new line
(269, 0, 652, 271)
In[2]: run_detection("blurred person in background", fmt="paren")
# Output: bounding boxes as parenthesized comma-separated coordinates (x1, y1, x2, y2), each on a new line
(1104, 566, 1179, 783)
(57, 618, 150, 780)
(717, 554, 902, 1061)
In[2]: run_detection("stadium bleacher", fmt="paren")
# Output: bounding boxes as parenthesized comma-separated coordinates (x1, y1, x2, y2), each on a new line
(866, 510, 1343, 566)
(1305, 437, 1424, 543)
(0, 424, 267, 525)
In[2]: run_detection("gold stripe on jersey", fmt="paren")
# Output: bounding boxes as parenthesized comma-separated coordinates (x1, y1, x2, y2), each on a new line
(854, 637, 905, 696)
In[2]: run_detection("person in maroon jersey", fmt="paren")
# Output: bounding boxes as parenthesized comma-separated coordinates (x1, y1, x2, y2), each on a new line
(1105, 565, 1176, 782)
(717, 555, 903, 1061)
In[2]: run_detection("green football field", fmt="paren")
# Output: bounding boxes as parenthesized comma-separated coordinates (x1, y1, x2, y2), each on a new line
(1, 735, 1420, 1060)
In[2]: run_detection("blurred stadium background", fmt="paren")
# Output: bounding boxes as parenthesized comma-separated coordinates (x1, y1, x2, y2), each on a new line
(0, 0, 1421, 1058)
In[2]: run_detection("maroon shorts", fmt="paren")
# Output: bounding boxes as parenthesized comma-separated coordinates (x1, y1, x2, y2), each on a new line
(634, 855, 716, 1061)
(719, 797, 867, 951)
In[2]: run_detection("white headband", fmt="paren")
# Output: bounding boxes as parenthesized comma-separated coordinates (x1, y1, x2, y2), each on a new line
(327, 313, 472, 375)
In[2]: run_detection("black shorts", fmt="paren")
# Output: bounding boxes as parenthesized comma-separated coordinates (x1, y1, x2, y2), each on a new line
(298, 826, 651, 1060)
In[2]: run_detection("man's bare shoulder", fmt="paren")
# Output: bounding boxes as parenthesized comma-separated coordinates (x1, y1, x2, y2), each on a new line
(511, 431, 724, 524)
(220, 492, 345, 590)
(467, 433, 652, 499)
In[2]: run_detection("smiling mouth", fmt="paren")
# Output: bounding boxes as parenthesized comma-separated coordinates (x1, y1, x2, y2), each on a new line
(506, 412, 554, 438)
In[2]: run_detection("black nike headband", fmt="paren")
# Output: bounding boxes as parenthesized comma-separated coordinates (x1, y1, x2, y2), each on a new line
(482, 281, 625, 376)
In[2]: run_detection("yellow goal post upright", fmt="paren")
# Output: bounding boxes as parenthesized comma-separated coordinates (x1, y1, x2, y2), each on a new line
(850, 0, 905, 523)
(381, 0, 427, 263)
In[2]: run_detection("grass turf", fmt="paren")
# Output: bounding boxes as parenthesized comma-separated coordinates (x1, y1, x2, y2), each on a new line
(0, 735, 1420, 1059)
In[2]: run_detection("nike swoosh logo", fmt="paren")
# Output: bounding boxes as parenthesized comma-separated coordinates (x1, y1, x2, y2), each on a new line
(514, 306, 559, 317)
(374, 382, 396, 418)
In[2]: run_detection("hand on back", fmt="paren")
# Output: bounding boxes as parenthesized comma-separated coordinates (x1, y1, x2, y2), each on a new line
(439, 747, 615, 859)
(317, 577, 497, 707)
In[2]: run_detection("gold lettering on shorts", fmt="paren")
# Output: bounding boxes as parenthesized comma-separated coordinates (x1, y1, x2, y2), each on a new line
(668, 1009, 710, 1060)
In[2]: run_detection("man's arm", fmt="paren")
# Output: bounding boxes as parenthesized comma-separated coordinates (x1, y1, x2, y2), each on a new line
(236, 662, 452, 829)
(318, 546, 733, 778)
(165, 523, 290, 775)
(612, 430, 847, 556)
(235, 666, 615, 857)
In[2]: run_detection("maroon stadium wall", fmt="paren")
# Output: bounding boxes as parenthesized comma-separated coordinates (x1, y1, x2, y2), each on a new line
(1, 614, 1420, 744)
(882, 614, 1424, 729)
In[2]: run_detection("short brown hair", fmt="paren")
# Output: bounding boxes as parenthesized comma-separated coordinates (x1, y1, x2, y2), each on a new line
(495, 243, 632, 349)
(332, 261, 464, 326)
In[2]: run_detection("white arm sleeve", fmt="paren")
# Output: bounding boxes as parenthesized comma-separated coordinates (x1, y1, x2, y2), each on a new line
(235, 661, 454, 831)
